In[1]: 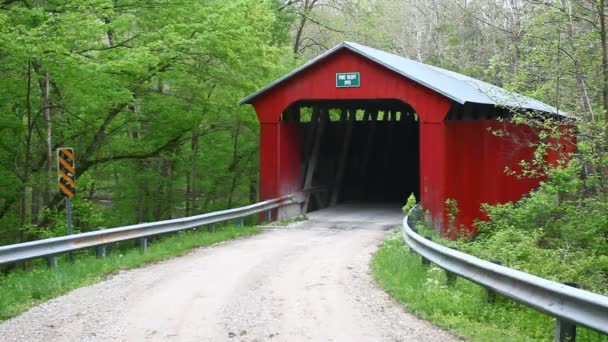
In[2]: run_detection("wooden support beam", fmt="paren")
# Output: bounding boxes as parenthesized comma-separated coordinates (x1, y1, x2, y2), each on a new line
(303, 108, 328, 213)
(295, 106, 301, 122)
(358, 110, 378, 198)
(284, 105, 301, 122)
(360, 110, 378, 179)
(383, 110, 395, 171)
(313, 191, 324, 209)
(339, 107, 347, 122)
(331, 108, 355, 206)
(301, 107, 320, 183)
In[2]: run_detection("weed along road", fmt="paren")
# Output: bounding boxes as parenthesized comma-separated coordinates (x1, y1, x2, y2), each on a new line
(0, 204, 459, 342)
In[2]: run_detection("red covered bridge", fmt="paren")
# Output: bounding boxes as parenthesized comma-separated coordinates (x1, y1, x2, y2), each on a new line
(239, 42, 571, 233)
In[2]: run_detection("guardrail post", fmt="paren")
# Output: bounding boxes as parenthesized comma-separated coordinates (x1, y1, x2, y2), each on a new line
(95, 245, 107, 258)
(485, 260, 503, 303)
(208, 224, 216, 232)
(445, 247, 459, 286)
(421, 237, 432, 266)
(239, 218, 244, 227)
(139, 237, 148, 252)
(265, 209, 272, 222)
(555, 283, 579, 342)
(555, 319, 577, 342)
(46, 255, 58, 269)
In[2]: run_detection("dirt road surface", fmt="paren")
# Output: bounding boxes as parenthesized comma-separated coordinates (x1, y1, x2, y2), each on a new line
(0, 204, 459, 342)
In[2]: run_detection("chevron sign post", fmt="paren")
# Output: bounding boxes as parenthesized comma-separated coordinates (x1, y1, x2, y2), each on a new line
(57, 148, 75, 258)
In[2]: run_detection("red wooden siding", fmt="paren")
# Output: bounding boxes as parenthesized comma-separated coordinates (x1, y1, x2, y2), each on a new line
(251, 50, 451, 123)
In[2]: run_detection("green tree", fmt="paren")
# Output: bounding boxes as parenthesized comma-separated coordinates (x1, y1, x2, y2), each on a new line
(0, 0, 292, 243)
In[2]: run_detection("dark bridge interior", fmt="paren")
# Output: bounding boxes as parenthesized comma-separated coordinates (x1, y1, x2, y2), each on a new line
(282, 99, 420, 213)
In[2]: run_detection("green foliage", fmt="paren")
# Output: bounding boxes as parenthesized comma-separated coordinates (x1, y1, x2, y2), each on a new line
(372, 234, 608, 342)
(0, 225, 259, 321)
(413, 163, 608, 294)
(401, 193, 417, 213)
(0, 0, 294, 243)
(444, 198, 461, 236)
(472, 164, 608, 294)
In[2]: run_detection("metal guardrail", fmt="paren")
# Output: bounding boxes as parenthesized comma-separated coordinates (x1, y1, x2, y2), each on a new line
(402, 205, 608, 340)
(0, 195, 296, 266)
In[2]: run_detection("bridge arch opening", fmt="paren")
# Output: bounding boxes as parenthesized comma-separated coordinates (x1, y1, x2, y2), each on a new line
(281, 99, 419, 213)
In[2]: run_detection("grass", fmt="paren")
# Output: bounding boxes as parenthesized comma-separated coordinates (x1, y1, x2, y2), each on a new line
(0, 224, 260, 322)
(371, 232, 608, 342)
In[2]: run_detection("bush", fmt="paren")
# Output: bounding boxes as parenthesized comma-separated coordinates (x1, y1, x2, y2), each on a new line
(470, 163, 608, 294)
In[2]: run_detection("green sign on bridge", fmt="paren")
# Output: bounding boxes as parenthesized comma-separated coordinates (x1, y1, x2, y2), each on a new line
(336, 72, 360, 88)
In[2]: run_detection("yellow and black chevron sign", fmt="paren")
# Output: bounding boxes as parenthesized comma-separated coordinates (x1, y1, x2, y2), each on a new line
(57, 147, 76, 198)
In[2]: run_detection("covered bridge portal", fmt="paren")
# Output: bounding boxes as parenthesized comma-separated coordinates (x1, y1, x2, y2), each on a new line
(239, 42, 567, 233)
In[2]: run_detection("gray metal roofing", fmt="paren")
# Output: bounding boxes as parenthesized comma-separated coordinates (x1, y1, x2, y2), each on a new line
(238, 41, 567, 116)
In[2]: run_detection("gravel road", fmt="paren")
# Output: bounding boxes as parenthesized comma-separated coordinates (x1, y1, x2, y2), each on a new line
(0, 204, 460, 342)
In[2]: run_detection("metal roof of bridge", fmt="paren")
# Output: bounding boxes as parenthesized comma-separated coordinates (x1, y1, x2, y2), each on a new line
(239, 41, 567, 117)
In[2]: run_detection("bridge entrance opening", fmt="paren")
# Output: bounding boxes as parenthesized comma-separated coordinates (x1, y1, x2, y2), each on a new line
(282, 99, 419, 213)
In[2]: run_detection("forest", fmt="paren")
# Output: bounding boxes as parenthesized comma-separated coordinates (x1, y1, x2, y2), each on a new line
(1, 0, 607, 266)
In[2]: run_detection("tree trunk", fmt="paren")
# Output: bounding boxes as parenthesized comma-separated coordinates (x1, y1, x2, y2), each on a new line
(136, 169, 146, 223)
(155, 159, 171, 221)
(166, 158, 174, 219)
(227, 122, 241, 208)
(293, 12, 308, 54)
(31, 182, 40, 224)
(18, 188, 26, 228)
(190, 127, 199, 213)
(42, 72, 53, 208)
(249, 178, 257, 203)
(599, 0, 608, 124)
(185, 170, 191, 216)
(292, 0, 318, 54)
(20, 60, 34, 227)
(562, 1, 594, 121)
(574, 63, 593, 122)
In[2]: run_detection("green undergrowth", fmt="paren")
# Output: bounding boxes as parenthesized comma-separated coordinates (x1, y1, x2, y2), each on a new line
(0, 225, 259, 322)
(372, 233, 608, 342)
